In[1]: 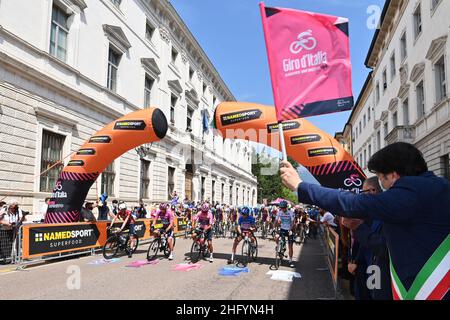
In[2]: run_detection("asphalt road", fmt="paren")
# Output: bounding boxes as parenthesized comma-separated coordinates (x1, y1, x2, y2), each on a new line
(0, 233, 341, 300)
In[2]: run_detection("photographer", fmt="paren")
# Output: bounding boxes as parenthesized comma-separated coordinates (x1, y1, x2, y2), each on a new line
(0, 200, 29, 264)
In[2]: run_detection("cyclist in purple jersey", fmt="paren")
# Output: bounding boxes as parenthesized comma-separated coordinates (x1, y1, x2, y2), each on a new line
(153, 203, 175, 260)
(192, 203, 214, 262)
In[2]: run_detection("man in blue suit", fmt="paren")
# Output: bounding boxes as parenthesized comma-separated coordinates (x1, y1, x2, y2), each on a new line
(280, 142, 450, 300)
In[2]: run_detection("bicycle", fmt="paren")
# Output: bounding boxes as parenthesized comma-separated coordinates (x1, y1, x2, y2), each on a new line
(240, 231, 258, 267)
(190, 229, 210, 263)
(184, 219, 193, 239)
(103, 228, 139, 259)
(146, 228, 176, 261)
(274, 233, 287, 270)
(260, 221, 268, 239)
(229, 221, 237, 239)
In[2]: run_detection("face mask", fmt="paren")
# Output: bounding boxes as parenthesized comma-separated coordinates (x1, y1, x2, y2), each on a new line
(378, 179, 387, 192)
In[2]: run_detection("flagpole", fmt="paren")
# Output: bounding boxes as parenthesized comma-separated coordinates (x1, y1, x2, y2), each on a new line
(260, 2, 288, 162)
(278, 122, 288, 161)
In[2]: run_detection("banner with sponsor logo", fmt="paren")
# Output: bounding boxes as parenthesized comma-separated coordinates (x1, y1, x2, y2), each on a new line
(22, 222, 107, 259)
(45, 108, 168, 224)
(214, 102, 365, 192)
(259, 3, 353, 121)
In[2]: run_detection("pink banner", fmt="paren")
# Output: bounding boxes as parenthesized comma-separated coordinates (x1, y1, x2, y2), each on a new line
(259, 3, 353, 121)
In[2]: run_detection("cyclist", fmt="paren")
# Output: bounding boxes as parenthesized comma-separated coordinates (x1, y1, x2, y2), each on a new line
(108, 202, 137, 258)
(192, 203, 214, 262)
(228, 206, 256, 264)
(274, 200, 296, 267)
(260, 205, 269, 236)
(153, 203, 175, 260)
(269, 205, 278, 231)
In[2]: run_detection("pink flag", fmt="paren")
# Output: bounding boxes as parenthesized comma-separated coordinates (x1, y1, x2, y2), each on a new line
(259, 3, 353, 121)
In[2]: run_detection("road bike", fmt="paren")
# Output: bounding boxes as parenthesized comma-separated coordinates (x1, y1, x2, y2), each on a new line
(103, 228, 139, 259)
(240, 231, 258, 267)
(190, 229, 210, 263)
(274, 233, 287, 270)
(184, 219, 193, 239)
(146, 229, 176, 261)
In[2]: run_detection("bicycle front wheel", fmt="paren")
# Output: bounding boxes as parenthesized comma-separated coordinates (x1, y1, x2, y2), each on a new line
(251, 238, 258, 261)
(241, 241, 250, 266)
(103, 236, 120, 259)
(147, 239, 159, 261)
(190, 241, 201, 263)
(275, 243, 282, 269)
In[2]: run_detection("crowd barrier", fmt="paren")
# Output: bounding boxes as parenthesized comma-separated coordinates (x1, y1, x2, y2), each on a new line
(10, 217, 189, 264)
(322, 226, 340, 295)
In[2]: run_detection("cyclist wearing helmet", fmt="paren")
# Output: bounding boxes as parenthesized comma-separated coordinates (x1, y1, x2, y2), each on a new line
(260, 205, 269, 231)
(275, 200, 296, 267)
(153, 203, 175, 260)
(192, 203, 214, 262)
(228, 206, 256, 264)
(108, 202, 137, 258)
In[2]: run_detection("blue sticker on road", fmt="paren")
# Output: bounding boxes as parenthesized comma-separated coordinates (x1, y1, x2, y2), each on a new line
(218, 266, 249, 276)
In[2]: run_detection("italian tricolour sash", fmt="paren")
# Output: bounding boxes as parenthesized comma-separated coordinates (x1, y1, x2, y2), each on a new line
(390, 234, 450, 300)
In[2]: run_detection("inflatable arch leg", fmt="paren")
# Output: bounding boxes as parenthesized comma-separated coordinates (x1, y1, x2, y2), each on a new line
(214, 102, 365, 192)
(45, 107, 168, 223)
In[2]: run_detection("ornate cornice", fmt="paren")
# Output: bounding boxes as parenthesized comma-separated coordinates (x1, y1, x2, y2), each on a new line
(141, 58, 161, 76)
(103, 24, 131, 52)
(168, 79, 183, 95)
(181, 50, 188, 64)
(159, 26, 170, 44)
(185, 88, 199, 106)
(388, 97, 399, 111)
(410, 62, 425, 83)
(426, 35, 447, 61)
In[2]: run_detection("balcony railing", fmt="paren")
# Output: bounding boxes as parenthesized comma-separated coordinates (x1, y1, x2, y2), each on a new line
(385, 125, 415, 145)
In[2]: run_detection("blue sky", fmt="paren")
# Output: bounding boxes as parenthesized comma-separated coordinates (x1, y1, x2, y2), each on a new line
(170, 0, 384, 137)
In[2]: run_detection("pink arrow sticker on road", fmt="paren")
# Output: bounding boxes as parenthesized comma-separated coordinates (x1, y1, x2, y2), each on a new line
(126, 260, 159, 268)
(172, 263, 203, 272)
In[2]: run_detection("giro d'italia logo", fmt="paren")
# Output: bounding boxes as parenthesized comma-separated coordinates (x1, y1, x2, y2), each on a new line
(290, 29, 317, 54)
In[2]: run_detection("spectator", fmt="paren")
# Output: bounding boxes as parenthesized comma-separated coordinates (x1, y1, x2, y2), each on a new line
(280, 142, 450, 300)
(0, 200, 27, 264)
(96, 197, 115, 221)
(39, 197, 51, 223)
(318, 209, 338, 232)
(136, 199, 147, 219)
(170, 191, 179, 205)
(80, 201, 96, 222)
(111, 200, 119, 216)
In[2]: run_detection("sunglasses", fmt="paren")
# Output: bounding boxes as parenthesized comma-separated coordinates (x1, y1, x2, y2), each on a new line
(360, 188, 376, 194)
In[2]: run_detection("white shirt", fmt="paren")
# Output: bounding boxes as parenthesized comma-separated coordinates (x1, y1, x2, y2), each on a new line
(320, 212, 337, 228)
(0, 208, 24, 230)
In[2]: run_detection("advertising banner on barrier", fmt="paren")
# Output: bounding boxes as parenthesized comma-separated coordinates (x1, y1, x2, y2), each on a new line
(22, 222, 107, 259)
(325, 227, 339, 286)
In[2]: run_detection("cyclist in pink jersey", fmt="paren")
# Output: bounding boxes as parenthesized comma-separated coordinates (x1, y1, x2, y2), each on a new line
(192, 203, 214, 262)
(152, 203, 175, 260)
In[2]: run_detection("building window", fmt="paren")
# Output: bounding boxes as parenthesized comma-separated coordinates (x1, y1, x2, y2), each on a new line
(364, 149, 367, 168)
(402, 99, 410, 125)
(377, 130, 381, 150)
(189, 67, 194, 81)
(140, 160, 150, 199)
(212, 95, 217, 106)
(441, 154, 450, 180)
(382, 69, 387, 91)
(363, 114, 366, 128)
(110, 0, 121, 8)
(413, 4, 422, 39)
(222, 183, 225, 203)
(107, 47, 121, 92)
(201, 177, 205, 201)
(144, 75, 154, 108)
(167, 167, 175, 200)
(40, 130, 65, 192)
(229, 186, 233, 204)
(203, 83, 207, 95)
(376, 82, 380, 103)
(145, 20, 154, 42)
(171, 47, 178, 64)
(359, 121, 362, 134)
(212, 180, 216, 202)
(170, 94, 177, 125)
(383, 122, 388, 138)
(368, 108, 371, 121)
(101, 162, 115, 197)
(435, 56, 447, 103)
(416, 81, 425, 118)
(390, 52, 396, 79)
(368, 144, 372, 157)
(392, 111, 398, 127)
(187, 107, 194, 131)
(50, 5, 69, 62)
(400, 32, 407, 62)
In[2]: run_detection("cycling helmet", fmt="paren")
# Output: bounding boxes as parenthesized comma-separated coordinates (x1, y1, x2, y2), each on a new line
(159, 203, 168, 211)
(241, 206, 250, 215)
(201, 203, 210, 213)
(118, 203, 127, 210)
(279, 200, 288, 208)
